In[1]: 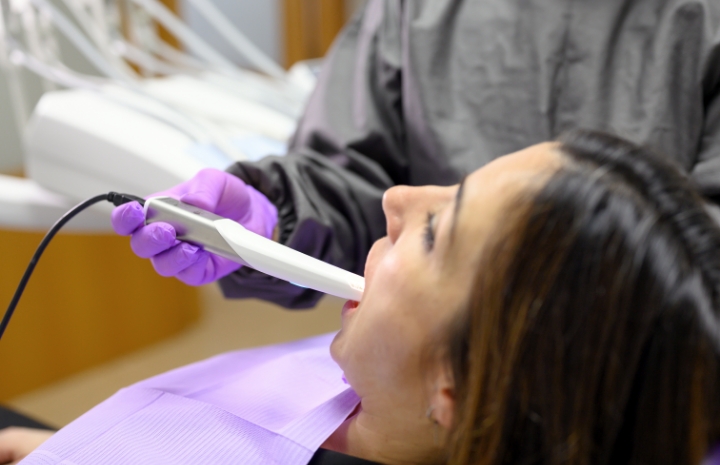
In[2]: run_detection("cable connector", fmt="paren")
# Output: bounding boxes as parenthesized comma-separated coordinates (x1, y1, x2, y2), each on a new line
(107, 192, 145, 207)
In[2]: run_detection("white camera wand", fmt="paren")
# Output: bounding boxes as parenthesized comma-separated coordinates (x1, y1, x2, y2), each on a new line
(144, 196, 365, 302)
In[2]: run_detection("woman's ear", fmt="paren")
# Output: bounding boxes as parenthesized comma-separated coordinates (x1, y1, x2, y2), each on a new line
(430, 367, 455, 429)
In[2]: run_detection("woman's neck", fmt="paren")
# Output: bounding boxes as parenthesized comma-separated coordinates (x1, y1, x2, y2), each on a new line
(321, 404, 444, 465)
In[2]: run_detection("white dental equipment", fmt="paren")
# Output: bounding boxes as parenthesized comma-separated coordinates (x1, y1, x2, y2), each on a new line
(25, 88, 209, 201)
(144, 196, 365, 301)
(0, 0, 315, 232)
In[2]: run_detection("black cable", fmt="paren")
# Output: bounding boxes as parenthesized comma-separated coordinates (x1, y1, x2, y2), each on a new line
(0, 192, 144, 341)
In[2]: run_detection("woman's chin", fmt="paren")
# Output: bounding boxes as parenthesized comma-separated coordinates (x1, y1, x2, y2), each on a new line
(332, 300, 361, 364)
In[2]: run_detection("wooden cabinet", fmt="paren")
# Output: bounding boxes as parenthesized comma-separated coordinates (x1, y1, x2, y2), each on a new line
(282, 0, 361, 67)
(0, 230, 200, 401)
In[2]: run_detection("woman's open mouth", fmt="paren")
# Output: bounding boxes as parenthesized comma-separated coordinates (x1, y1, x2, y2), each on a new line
(342, 300, 360, 317)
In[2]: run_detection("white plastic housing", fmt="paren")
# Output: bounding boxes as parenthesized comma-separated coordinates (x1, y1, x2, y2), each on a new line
(144, 196, 364, 301)
(24, 78, 297, 203)
(25, 88, 208, 200)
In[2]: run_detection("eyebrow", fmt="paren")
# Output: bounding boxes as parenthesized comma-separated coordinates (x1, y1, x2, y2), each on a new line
(449, 176, 467, 243)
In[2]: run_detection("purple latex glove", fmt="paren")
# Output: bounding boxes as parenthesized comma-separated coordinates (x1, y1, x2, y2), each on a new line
(111, 168, 278, 286)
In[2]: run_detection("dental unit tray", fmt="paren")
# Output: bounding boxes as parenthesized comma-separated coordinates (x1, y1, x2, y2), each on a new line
(145, 196, 366, 302)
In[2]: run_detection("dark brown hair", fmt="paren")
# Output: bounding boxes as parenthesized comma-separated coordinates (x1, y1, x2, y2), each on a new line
(445, 130, 720, 465)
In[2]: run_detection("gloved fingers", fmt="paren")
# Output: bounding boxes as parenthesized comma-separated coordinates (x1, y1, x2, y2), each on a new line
(111, 201, 145, 236)
(145, 170, 278, 239)
(175, 254, 241, 286)
(242, 185, 278, 238)
(149, 168, 218, 199)
(150, 242, 204, 277)
(143, 169, 218, 204)
(130, 222, 177, 258)
(179, 169, 249, 216)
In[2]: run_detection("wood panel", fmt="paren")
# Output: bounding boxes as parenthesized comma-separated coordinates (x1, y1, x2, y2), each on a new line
(0, 231, 200, 401)
(282, 0, 348, 68)
(156, 0, 181, 49)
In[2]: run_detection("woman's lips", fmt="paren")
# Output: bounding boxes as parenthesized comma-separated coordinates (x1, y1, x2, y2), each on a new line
(342, 300, 359, 317)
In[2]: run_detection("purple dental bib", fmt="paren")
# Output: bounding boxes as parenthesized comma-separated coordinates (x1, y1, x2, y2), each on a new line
(20, 332, 360, 465)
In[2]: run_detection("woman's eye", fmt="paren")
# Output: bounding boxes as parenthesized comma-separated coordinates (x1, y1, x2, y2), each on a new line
(424, 212, 436, 252)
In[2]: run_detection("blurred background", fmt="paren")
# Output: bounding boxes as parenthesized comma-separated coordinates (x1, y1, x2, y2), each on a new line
(0, 0, 364, 427)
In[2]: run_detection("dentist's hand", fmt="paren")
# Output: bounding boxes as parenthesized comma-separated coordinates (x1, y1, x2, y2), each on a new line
(111, 169, 278, 286)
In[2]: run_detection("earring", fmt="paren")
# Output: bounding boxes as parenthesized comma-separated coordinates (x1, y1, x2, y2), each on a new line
(426, 405, 437, 422)
(426, 405, 440, 445)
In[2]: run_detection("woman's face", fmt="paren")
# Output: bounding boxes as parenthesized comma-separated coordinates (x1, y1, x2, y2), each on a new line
(330, 142, 562, 414)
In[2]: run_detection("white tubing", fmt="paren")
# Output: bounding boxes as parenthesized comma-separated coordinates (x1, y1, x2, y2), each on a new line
(8, 44, 213, 145)
(0, 1, 30, 130)
(128, 0, 240, 76)
(12, 36, 249, 161)
(115, 39, 188, 75)
(59, 0, 136, 78)
(28, 0, 128, 81)
(182, 0, 286, 79)
(7, 0, 255, 161)
(152, 39, 206, 70)
(9, 47, 102, 90)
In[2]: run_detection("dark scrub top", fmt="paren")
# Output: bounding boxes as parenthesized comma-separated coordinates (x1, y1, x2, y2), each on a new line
(221, 0, 720, 308)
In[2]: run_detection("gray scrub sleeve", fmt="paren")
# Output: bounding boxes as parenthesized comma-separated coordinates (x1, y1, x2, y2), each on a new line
(219, 2, 403, 308)
(692, 71, 720, 197)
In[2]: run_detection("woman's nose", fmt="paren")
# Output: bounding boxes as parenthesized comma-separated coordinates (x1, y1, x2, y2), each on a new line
(383, 185, 455, 244)
(382, 186, 411, 244)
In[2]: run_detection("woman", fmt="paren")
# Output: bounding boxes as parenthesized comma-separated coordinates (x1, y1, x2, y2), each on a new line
(3, 130, 720, 464)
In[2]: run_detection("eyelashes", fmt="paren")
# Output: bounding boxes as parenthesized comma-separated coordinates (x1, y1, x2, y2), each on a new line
(424, 212, 436, 252)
